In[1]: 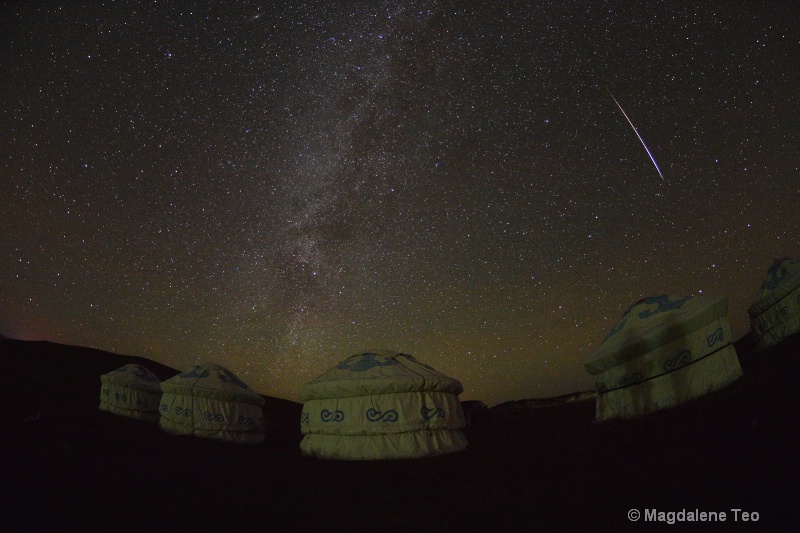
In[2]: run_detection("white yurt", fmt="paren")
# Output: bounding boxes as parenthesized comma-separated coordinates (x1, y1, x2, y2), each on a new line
(299, 351, 468, 460)
(99, 364, 162, 422)
(585, 295, 742, 421)
(159, 363, 265, 444)
(748, 258, 800, 353)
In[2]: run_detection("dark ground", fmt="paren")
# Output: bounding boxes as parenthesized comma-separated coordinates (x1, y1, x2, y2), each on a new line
(2, 333, 799, 532)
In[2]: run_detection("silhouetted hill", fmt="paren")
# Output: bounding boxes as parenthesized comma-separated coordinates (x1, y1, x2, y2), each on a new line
(0, 338, 302, 437)
(2, 333, 799, 531)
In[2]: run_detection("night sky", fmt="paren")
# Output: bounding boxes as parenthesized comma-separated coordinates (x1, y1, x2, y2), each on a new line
(1, 2, 798, 405)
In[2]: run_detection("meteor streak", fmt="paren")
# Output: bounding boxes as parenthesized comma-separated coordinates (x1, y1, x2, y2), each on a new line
(607, 88, 665, 181)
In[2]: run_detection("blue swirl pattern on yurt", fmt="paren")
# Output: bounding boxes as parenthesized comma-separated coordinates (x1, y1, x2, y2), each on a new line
(706, 328, 724, 347)
(421, 406, 445, 419)
(321, 409, 344, 422)
(663, 350, 692, 372)
(619, 373, 643, 387)
(366, 408, 398, 422)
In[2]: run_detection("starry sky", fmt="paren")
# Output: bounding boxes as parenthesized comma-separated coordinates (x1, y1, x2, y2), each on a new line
(1, 2, 798, 405)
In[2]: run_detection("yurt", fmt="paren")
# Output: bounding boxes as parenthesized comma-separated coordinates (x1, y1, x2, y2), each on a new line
(748, 258, 800, 353)
(159, 363, 265, 444)
(99, 364, 162, 422)
(299, 351, 468, 460)
(585, 295, 742, 421)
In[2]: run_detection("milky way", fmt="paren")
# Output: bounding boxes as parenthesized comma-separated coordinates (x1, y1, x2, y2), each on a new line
(1, 2, 798, 404)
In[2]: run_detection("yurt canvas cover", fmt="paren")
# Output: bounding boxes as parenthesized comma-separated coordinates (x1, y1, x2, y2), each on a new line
(585, 295, 742, 421)
(299, 351, 467, 460)
(99, 364, 162, 422)
(159, 363, 265, 444)
(748, 258, 800, 353)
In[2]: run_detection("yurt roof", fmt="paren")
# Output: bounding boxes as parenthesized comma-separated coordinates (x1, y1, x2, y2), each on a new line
(300, 350, 463, 401)
(586, 295, 728, 374)
(161, 363, 264, 404)
(748, 258, 800, 317)
(100, 364, 161, 392)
